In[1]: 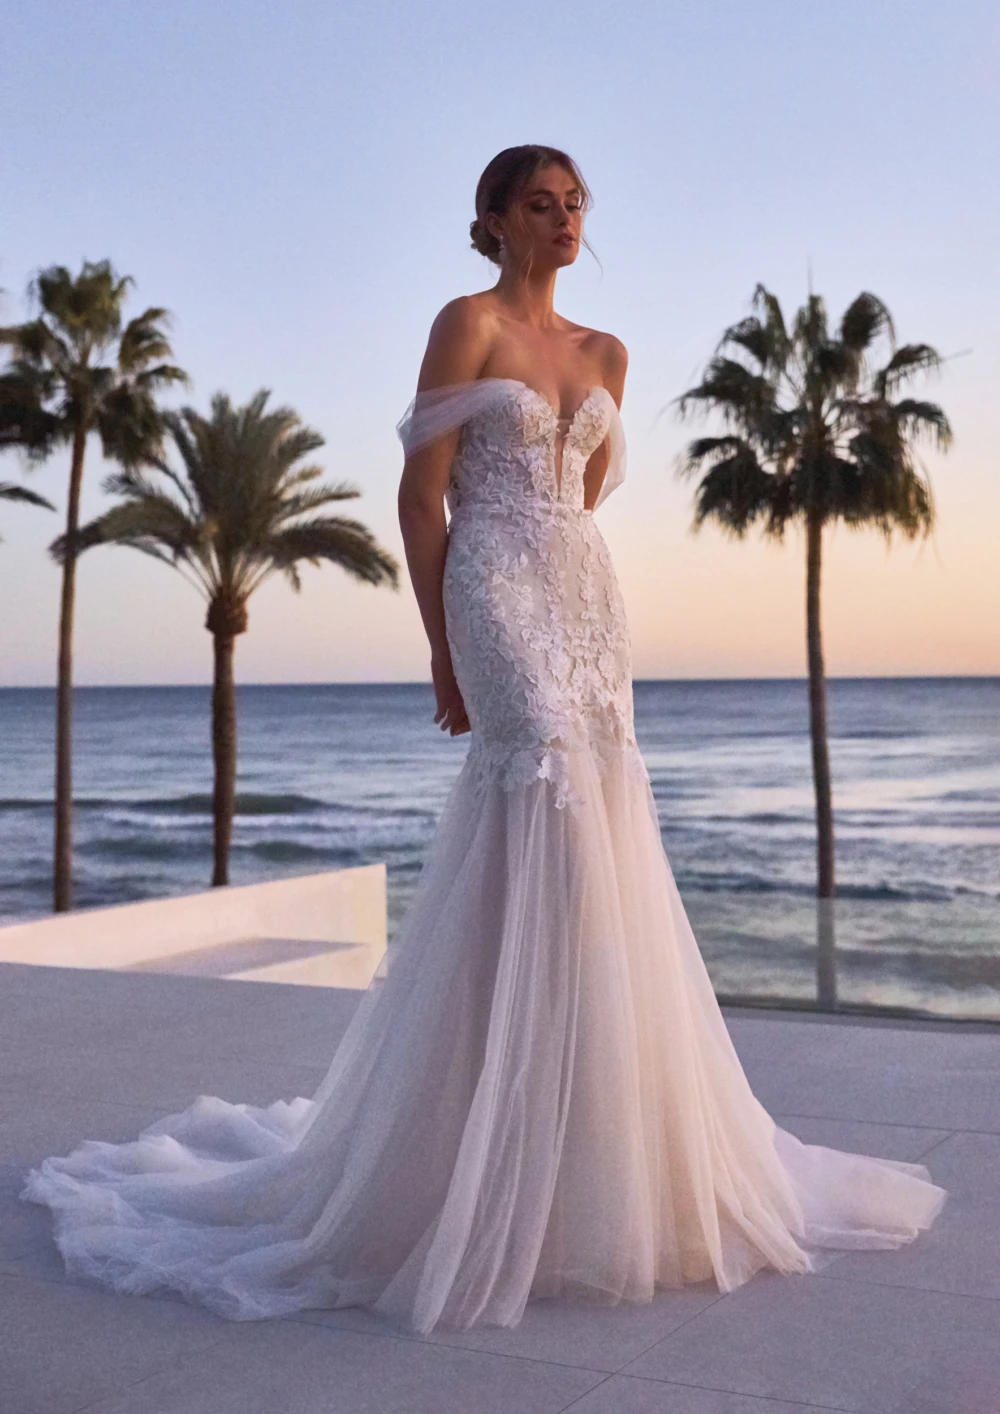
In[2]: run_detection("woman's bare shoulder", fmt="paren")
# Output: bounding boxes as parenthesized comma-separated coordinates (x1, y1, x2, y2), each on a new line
(427, 292, 501, 344)
(573, 325, 628, 403)
(580, 326, 628, 372)
(420, 294, 499, 388)
(563, 314, 627, 367)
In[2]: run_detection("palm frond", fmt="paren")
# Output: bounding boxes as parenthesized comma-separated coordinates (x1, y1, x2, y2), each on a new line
(677, 436, 778, 538)
(677, 435, 748, 473)
(271, 482, 361, 522)
(891, 398, 952, 450)
(873, 344, 944, 398)
(256, 518, 400, 591)
(811, 340, 857, 390)
(792, 294, 829, 353)
(676, 357, 776, 429)
(133, 363, 188, 392)
(839, 292, 895, 353)
(720, 317, 774, 373)
(842, 435, 934, 540)
(136, 458, 200, 518)
(117, 309, 175, 373)
(0, 318, 70, 371)
(0, 481, 55, 509)
(51, 492, 203, 570)
(95, 385, 170, 468)
(0, 369, 62, 453)
(750, 285, 791, 367)
(163, 410, 206, 497)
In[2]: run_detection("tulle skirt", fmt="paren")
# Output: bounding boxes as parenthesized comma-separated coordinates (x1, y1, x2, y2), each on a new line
(23, 742, 947, 1333)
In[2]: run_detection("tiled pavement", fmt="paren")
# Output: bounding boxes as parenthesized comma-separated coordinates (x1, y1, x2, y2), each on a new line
(1, 962, 997, 1414)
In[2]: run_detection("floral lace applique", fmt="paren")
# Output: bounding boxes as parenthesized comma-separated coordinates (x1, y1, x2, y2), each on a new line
(441, 384, 638, 814)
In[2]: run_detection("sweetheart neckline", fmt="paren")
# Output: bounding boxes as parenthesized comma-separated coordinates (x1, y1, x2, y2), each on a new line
(505, 381, 607, 500)
(477, 378, 608, 433)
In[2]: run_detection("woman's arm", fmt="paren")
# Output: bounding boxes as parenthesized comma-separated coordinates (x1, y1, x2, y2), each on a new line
(397, 297, 493, 735)
(583, 334, 628, 511)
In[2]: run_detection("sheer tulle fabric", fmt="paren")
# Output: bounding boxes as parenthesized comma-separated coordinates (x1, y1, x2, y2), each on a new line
(21, 750, 946, 1330)
(23, 379, 946, 1332)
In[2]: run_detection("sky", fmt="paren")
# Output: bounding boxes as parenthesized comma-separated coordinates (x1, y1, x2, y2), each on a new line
(1, 0, 997, 685)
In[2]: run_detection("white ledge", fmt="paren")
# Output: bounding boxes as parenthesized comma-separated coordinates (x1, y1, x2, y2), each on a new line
(0, 865, 387, 988)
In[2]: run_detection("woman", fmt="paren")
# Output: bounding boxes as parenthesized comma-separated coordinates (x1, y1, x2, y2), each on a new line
(24, 145, 947, 1335)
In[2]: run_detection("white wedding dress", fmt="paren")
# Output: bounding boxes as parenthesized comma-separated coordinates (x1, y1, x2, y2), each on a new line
(23, 378, 947, 1333)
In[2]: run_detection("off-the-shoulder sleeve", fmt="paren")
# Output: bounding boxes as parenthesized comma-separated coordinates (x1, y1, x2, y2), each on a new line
(396, 379, 522, 457)
(592, 388, 627, 511)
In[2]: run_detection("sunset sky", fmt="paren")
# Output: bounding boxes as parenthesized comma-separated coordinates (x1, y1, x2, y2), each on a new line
(1, 0, 996, 685)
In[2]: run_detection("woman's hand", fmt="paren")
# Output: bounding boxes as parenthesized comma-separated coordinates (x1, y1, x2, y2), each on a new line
(431, 652, 470, 736)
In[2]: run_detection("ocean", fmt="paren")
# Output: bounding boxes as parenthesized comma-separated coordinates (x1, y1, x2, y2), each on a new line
(1, 678, 997, 1021)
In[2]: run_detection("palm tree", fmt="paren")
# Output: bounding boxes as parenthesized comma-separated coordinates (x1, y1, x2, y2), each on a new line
(676, 285, 951, 926)
(0, 260, 186, 910)
(64, 389, 399, 888)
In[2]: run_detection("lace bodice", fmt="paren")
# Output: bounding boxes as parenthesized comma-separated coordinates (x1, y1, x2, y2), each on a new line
(431, 380, 639, 810)
(447, 382, 617, 517)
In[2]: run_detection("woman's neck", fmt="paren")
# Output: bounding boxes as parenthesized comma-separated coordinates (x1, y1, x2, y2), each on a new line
(493, 264, 560, 328)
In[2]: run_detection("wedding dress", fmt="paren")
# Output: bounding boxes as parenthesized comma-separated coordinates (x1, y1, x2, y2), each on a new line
(23, 377, 947, 1333)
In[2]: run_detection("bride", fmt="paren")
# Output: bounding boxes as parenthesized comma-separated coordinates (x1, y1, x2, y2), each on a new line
(24, 143, 947, 1334)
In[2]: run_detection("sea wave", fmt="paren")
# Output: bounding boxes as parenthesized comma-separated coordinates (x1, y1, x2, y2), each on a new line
(0, 793, 435, 820)
(76, 836, 211, 862)
(243, 840, 358, 865)
(121, 792, 328, 816)
(675, 869, 1000, 904)
(696, 811, 810, 826)
(835, 728, 921, 740)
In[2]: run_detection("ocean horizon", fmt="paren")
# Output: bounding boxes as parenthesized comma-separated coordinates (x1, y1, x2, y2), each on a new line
(2, 675, 998, 1021)
(6, 673, 995, 689)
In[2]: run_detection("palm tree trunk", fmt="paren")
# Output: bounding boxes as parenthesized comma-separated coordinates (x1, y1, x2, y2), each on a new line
(805, 511, 835, 899)
(211, 628, 237, 887)
(816, 897, 837, 1010)
(53, 424, 86, 912)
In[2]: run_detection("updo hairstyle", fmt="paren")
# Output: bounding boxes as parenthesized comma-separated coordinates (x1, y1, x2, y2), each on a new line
(469, 145, 592, 265)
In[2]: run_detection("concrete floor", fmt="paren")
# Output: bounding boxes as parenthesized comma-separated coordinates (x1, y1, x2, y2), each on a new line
(1, 961, 998, 1414)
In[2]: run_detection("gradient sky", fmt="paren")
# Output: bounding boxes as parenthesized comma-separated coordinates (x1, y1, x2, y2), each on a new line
(1, 0, 997, 685)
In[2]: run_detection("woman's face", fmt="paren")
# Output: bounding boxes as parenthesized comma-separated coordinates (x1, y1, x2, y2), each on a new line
(493, 163, 584, 270)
